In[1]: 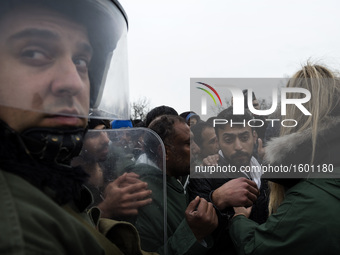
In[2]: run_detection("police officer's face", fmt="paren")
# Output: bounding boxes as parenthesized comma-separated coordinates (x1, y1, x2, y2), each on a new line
(0, 6, 92, 132)
(217, 125, 256, 168)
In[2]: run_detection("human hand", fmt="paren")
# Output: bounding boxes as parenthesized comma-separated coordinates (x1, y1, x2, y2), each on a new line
(117, 172, 143, 188)
(211, 177, 259, 210)
(185, 196, 218, 242)
(233, 206, 252, 219)
(98, 172, 152, 218)
(202, 154, 219, 166)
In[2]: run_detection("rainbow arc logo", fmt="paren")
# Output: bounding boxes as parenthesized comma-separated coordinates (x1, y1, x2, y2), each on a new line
(196, 82, 222, 115)
(196, 82, 222, 106)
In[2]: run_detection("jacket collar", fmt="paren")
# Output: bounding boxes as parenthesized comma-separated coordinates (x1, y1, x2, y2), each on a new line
(264, 116, 340, 166)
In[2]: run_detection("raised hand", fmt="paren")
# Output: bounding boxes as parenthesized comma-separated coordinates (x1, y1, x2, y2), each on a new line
(185, 196, 218, 242)
(211, 177, 259, 210)
(98, 172, 152, 218)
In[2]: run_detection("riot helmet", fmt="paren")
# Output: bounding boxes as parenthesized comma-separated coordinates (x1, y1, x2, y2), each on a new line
(0, 0, 129, 165)
(0, 0, 129, 122)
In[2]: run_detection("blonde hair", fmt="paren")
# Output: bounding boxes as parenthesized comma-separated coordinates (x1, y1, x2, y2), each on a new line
(268, 182, 286, 215)
(269, 62, 340, 214)
(281, 63, 340, 163)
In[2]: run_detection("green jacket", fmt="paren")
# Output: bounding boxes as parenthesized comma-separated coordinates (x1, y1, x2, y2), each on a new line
(129, 163, 212, 255)
(229, 178, 340, 255)
(0, 169, 156, 255)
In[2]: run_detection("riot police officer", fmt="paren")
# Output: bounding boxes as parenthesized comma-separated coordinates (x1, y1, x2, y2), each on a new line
(0, 1, 155, 254)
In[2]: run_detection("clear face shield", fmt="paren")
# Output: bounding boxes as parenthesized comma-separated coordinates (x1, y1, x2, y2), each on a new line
(0, 0, 129, 131)
(0, 1, 168, 251)
(72, 127, 168, 252)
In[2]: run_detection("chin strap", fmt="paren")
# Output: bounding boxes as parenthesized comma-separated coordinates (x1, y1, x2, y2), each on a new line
(20, 127, 87, 166)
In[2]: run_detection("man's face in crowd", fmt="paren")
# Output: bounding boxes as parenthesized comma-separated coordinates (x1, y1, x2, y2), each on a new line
(166, 121, 200, 177)
(115, 130, 133, 150)
(252, 99, 260, 110)
(217, 124, 256, 168)
(189, 117, 198, 126)
(0, 6, 92, 132)
(83, 125, 110, 162)
(200, 126, 219, 158)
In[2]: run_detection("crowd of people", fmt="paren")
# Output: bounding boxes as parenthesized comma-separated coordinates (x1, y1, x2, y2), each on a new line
(0, 0, 339, 255)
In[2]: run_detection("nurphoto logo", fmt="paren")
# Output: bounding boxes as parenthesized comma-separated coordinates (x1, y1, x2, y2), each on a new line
(191, 78, 311, 128)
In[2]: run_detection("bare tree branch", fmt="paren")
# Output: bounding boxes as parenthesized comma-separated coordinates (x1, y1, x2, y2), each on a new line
(130, 97, 151, 121)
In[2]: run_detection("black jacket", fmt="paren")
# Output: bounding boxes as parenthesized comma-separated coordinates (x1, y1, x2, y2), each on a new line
(188, 156, 268, 255)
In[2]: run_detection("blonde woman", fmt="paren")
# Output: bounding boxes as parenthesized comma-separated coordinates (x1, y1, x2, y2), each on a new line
(229, 63, 340, 255)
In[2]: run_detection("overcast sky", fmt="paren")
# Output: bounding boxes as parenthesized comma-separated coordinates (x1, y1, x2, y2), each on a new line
(119, 0, 340, 116)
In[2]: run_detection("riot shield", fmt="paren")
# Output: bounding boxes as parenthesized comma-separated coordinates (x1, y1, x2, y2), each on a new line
(72, 127, 168, 254)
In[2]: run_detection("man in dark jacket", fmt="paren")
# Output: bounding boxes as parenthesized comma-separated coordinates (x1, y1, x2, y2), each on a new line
(188, 107, 268, 255)
(72, 117, 153, 220)
(127, 115, 218, 255)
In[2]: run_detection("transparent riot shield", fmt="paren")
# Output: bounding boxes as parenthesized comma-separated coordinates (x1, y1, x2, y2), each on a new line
(72, 127, 167, 254)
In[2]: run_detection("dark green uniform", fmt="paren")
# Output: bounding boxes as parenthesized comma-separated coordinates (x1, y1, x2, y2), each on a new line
(128, 163, 212, 255)
(0, 170, 156, 255)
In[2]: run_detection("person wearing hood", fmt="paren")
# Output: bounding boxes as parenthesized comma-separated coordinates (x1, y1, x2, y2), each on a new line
(229, 63, 340, 255)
